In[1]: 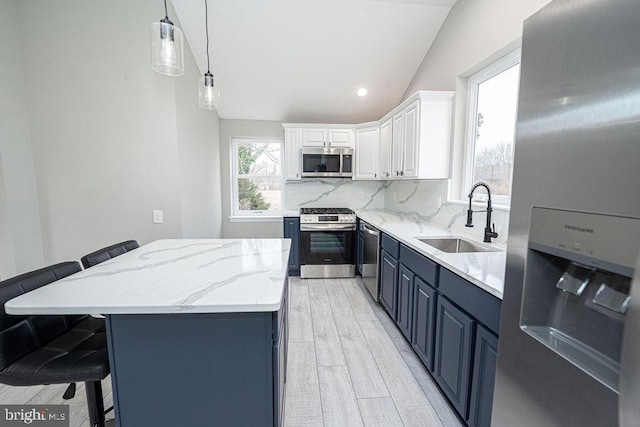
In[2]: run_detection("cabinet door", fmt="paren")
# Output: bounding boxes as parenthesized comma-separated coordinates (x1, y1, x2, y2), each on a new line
(435, 296, 475, 419)
(283, 218, 300, 276)
(273, 306, 287, 427)
(468, 325, 499, 427)
(391, 113, 404, 178)
(378, 118, 392, 179)
(354, 126, 379, 180)
(302, 128, 327, 147)
(396, 264, 414, 341)
(327, 129, 352, 147)
(412, 276, 437, 372)
(402, 100, 419, 178)
(284, 128, 302, 180)
(379, 250, 398, 317)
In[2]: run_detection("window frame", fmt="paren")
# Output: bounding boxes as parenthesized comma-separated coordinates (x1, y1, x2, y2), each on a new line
(461, 47, 521, 207)
(230, 137, 285, 219)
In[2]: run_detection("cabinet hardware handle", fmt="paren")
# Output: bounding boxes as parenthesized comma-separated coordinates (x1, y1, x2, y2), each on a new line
(374, 173, 377, 177)
(401, 171, 404, 176)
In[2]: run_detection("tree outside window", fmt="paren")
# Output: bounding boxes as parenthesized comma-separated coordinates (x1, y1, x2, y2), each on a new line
(232, 139, 283, 216)
(465, 50, 521, 206)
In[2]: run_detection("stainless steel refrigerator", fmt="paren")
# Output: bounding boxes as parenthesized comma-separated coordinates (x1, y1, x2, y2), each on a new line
(492, 1, 640, 426)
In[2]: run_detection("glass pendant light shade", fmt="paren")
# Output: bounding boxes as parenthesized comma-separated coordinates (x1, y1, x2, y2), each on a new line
(199, 72, 220, 109)
(150, 19, 184, 76)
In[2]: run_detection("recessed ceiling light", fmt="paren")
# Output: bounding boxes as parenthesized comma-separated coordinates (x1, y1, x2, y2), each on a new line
(356, 88, 368, 97)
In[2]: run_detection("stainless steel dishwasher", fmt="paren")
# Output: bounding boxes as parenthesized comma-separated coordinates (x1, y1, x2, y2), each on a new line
(360, 220, 380, 301)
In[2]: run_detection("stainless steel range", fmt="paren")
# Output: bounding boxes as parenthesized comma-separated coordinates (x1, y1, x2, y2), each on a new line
(299, 208, 356, 278)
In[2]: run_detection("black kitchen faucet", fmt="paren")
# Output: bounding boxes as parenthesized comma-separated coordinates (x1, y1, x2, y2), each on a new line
(465, 182, 498, 243)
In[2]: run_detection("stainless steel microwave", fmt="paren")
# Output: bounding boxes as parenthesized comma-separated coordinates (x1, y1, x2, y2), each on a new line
(301, 147, 353, 178)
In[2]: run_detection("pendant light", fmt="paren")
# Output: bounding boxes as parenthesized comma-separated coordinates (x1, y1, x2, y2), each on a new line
(198, 0, 220, 109)
(150, 0, 184, 76)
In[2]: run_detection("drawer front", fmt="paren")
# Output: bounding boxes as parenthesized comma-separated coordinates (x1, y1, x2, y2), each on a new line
(399, 244, 438, 286)
(381, 233, 400, 259)
(439, 268, 501, 335)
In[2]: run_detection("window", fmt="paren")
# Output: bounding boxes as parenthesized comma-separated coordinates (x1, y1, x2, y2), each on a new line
(231, 138, 283, 217)
(464, 49, 521, 206)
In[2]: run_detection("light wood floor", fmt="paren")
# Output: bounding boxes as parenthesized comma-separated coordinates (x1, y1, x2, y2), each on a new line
(284, 277, 462, 427)
(0, 378, 113, 427)
(0, 277, 461, 426)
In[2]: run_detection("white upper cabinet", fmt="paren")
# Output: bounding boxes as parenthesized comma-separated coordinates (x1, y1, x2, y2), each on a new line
(302, 128, 326, 147)
(284, 127, 302, 180)
(386, 92, 454, 180)
(283, 91, 453, 181)
(354, 125, 379, 180)
(327, 129, 352, 147)
(378, 118, 392, 179)
(391, 112, 404, 178)
(301, 127, 353, 147)
(402, 100, 419, 178)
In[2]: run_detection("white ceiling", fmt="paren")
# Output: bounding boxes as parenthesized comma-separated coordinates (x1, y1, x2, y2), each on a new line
(172, 0, 456, 123)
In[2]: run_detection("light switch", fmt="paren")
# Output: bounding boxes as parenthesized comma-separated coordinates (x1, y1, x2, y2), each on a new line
(153, 210, 164, 224)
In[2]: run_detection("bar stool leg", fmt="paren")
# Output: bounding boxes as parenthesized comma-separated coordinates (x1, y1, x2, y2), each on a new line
(85, 381, 106, 427)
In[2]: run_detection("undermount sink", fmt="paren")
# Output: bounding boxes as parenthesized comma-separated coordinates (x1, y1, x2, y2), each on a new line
(416, 237, 500, 253)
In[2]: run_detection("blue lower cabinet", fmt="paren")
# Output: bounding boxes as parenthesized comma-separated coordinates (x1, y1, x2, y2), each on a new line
(380, 250, 398, 317)
(396, 264, 414, 341)
(468, 324, 499, 427)
(283, 217, 300, 276)
(411, 276, 437, 372)
(434, 296, 475, 419)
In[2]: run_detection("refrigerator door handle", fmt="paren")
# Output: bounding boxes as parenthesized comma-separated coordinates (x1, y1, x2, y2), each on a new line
(619, 252, 640, 426)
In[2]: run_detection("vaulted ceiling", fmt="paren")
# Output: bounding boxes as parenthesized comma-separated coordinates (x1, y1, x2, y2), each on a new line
(172, 0, 456, 123)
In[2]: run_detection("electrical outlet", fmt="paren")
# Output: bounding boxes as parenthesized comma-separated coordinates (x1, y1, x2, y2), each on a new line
(287, 191, 294, 200)
(358, 191, 364, 199)
(153, 210, 163, 224)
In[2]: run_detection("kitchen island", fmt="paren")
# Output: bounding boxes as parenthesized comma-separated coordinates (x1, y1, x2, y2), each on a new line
(6, 239, 291, 427)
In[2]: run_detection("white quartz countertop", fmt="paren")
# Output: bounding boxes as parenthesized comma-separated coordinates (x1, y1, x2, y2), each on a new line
(6, 239, 291, 315)
(357, 210, 506, 299)
(282, 209, 300, 217)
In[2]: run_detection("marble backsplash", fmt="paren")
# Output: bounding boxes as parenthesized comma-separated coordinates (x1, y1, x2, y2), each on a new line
(283, 178, 509, 244)
(383, 180, 510, 244)
(284, 179, 386, 210)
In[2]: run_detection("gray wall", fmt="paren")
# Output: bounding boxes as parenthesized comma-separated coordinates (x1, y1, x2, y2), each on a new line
(3, 0, 221, 266)
(175, 29, 222, 239)
(0, 154, 15, 278)
(402, 0, 552, 96)
(219, 120, 284, 238)
(0, 0, 45, 277)
(393, 0, 552, 237)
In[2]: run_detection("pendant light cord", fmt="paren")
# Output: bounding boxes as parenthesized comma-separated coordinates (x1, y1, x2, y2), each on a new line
(163, 0, 169, 19)
(205, 0, 211, 73)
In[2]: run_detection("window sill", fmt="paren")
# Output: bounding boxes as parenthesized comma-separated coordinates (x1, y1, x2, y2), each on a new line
(228, 215, 283, 223)
(447, 199, 511, 212)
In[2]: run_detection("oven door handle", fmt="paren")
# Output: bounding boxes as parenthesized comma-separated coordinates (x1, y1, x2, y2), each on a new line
(300, 224, 356, 231)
